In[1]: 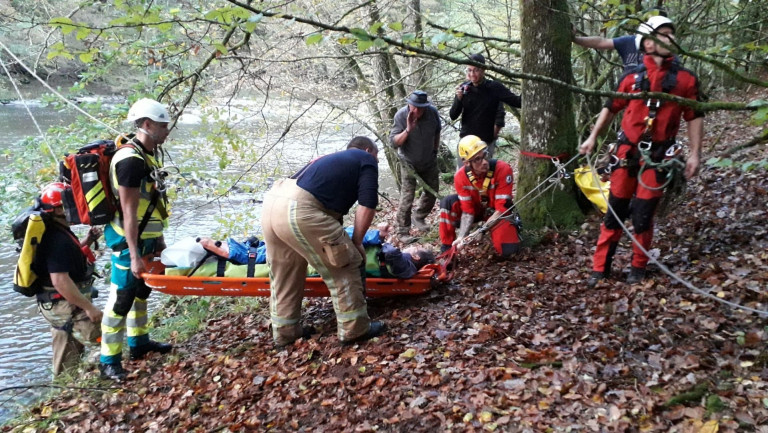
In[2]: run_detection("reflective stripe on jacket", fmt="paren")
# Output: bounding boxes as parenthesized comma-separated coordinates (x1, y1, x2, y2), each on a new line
(108, 145, 168, 239)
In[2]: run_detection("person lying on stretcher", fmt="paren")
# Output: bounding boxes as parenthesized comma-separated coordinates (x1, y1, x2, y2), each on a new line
(164, 224, 435, 279)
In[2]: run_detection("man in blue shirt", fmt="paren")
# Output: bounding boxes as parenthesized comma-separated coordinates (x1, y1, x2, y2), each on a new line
(573, 12, 673, 72)
(573, 34, 642, 72)
(261, 137, 386, 348)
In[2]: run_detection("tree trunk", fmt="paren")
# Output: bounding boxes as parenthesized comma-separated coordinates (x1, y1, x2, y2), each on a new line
(518, 0, 582, 229)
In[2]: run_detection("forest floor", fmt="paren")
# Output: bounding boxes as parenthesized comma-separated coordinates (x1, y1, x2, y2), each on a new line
(3, 95, 768, 432)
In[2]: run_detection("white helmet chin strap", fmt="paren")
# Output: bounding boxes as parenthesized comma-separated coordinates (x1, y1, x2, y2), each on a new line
(137, 127, 160, 144)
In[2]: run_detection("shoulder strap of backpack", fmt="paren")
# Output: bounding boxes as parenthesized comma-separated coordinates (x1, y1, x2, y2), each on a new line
(116, 138, 160, 239)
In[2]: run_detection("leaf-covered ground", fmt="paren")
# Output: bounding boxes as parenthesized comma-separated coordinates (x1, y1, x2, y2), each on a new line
(5, 109, 768, 432)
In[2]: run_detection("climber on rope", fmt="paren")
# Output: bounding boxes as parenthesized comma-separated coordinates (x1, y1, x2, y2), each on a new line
(579, 16, 705, 288)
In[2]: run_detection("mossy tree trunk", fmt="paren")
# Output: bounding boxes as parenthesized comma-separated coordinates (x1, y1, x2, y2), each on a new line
(517, 0, 583, 230)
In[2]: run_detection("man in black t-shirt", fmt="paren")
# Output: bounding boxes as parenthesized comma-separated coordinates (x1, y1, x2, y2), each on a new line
(33, 182, 102, 376)
(262, 136, 387, 348)
(100, 98, 173, 381)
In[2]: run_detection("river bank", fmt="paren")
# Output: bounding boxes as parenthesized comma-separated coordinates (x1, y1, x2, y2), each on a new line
(0, 93, 401, 424)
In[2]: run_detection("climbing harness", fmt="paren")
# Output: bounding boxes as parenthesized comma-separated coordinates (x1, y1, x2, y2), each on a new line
(435, 153, 580, 277)
(583, 151, 767, 316)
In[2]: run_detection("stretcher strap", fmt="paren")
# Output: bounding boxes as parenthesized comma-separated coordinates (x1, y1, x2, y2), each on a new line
(520, 151, 569, 161)
(435, 245, 458, 282)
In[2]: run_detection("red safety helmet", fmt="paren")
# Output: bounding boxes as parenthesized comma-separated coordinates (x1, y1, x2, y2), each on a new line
(39, 182, 70, 212)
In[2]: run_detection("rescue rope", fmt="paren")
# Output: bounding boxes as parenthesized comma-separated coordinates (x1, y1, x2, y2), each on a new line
(459, 153, 581, 246)
(0, 40, 120, 136)
(636, 140, 686, 191)
(519, 150, 570, 161)
(583, 151, 768, 316)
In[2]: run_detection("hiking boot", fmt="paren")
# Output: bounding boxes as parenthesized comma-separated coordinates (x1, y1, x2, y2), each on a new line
(586, 271, 608, 289)
(412, 217, 431, 232)
(129, 340, 173, 360)
(341, 321, 387, 346)
(398, 234, 419, 245)
(99, 363, 128, 381)
(626, 267, 646, 284)
(275, 326, 317, 349)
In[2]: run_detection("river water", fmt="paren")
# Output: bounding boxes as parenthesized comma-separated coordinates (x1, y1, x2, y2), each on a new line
(0, 98, 393, 423)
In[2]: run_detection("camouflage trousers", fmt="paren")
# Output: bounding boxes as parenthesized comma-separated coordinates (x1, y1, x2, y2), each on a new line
(397, 163, 440, 234)
(38, 289, 100, 376)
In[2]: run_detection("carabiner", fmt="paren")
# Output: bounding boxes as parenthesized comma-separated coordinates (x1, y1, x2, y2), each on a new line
(638, 140, 652, 152)
(665, 142, 682, 158)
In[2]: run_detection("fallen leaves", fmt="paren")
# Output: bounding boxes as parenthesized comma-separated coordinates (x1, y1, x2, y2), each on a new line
(6, 124, 768, 433)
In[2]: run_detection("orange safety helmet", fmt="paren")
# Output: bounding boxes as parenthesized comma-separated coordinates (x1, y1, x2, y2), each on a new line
(39, 182, 70, 211)
(458, 135, 488, 161)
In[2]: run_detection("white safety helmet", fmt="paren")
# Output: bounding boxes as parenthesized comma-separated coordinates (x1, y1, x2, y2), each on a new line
(635, 15, 675, 51)
(126, 98, 170, 124)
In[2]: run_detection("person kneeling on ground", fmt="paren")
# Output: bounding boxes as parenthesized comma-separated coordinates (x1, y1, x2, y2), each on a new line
(33, 182, 103, 376)
(439, 135, 521, 257)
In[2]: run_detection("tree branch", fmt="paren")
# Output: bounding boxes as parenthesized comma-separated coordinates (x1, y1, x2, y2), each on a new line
(722, 127, 768, 156)
(224, 0, 766, 113)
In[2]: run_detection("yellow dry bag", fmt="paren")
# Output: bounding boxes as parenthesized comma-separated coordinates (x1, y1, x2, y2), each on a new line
(574, 166, 610, 214)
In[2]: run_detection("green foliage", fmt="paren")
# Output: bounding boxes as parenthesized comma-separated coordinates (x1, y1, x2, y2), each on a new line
(704, 394, 726, 415)
(305, 33, 323, 45)
(706, 157, 768, 171)
(150, 296, 263, 343)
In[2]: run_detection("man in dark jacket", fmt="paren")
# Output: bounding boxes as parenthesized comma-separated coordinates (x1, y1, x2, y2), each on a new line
(449, 54, 521, 160)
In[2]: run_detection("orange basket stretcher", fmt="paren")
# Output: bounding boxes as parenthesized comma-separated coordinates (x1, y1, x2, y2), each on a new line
(141, 259, 438, 298)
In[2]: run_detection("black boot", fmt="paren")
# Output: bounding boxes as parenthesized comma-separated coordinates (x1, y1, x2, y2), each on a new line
(341, 322, 387, 346)
(604, 242, 618, 277)
(129, 340, 173, 360)
(626, 267, 646, 284)
(587, 271, 608, 289)
(275, 326, 318, 349)
(99, 363, 128, 381)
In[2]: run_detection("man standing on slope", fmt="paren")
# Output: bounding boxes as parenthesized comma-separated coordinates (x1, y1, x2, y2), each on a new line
(262, 137, 386, 348)
(389, 90, 442, 243)
(100, 98, 174, 381)
(579, 17, 704, 287)
(449, 53, 521, 160)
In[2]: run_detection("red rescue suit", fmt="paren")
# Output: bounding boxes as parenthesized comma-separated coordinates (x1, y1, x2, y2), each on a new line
(593, 55, 703, 273)
(439, 159, 520, 257)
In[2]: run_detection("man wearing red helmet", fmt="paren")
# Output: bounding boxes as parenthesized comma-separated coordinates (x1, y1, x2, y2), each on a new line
(34, 182, 103, 376)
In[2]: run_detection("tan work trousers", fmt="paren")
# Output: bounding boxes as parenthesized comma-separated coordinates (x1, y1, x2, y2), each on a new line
(262, 179, 370, 345)
(39, 294, 101, 376)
